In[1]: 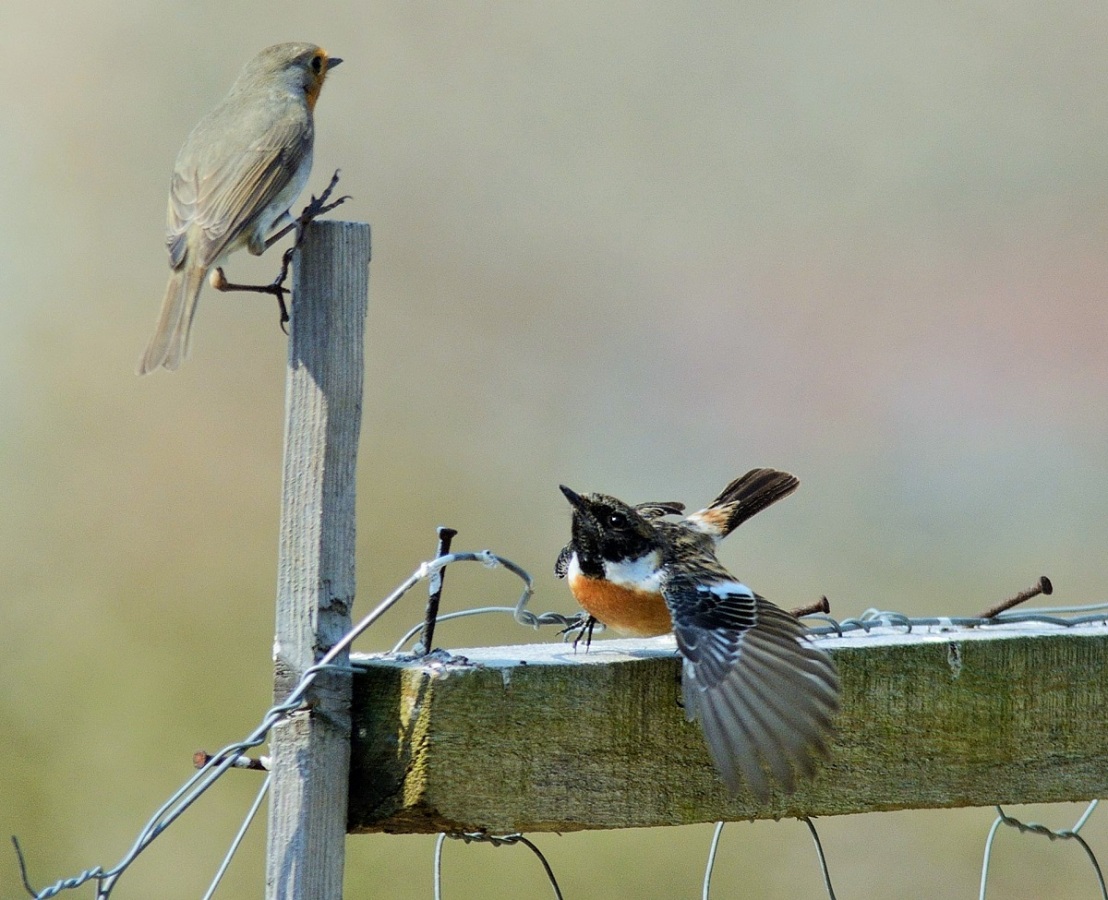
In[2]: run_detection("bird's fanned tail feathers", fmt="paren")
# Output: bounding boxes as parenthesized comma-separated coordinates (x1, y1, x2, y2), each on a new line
(688, 468, 800, 539)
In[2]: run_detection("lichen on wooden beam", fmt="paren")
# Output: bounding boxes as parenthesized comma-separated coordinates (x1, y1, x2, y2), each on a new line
(347, 620, 1108, 835)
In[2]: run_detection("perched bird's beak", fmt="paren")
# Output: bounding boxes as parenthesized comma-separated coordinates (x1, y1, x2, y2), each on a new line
(559, 485, 588, 514)
(327, 57, 344, 69)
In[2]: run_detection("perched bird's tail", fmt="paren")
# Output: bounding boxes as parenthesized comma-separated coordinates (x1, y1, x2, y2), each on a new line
(138, 262, 206, 375)
(686, 468, 800, 539)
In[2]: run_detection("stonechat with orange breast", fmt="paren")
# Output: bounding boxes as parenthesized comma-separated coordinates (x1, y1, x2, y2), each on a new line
(556, 468, 839, 800)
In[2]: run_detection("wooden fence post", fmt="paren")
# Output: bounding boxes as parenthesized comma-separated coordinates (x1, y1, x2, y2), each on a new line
(265, 220, 371, 900)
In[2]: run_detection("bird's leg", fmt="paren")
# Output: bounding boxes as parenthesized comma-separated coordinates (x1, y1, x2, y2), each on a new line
(560, 614, 600, 652)
(209, 266, 291, 333)
(211, 170, 351, 333)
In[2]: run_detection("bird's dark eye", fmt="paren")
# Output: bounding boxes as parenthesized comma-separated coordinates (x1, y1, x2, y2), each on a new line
(607, 512, 627, 528)
(311, 55, 324, 74)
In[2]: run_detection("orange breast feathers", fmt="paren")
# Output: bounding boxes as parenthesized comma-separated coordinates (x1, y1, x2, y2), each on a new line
(567, 569, 674, 637)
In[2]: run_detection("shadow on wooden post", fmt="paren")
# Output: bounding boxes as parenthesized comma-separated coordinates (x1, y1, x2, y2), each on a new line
(265, 220, 371, 900)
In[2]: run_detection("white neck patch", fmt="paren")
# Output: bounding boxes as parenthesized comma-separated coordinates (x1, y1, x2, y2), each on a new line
(570, 550, 663, 589)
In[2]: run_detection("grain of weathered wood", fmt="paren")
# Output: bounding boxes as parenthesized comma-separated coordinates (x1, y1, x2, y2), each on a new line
(265, 220, 371, 900)
(347, 621, 1108, 834)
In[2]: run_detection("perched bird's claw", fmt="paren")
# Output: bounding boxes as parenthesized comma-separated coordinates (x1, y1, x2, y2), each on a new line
(298, 169, 351, 225)
(559, 614, 599, 652)
(264, 169, 350, 251)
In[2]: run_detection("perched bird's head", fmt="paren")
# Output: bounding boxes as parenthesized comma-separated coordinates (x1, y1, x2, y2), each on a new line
(559, 486, 659, 576)
(236, 43, 343, 110)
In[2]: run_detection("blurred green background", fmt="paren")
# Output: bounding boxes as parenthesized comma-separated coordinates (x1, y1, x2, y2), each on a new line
(3, 1, 1107, 897)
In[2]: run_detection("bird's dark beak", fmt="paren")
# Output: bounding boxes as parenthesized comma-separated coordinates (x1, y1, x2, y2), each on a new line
(328, 57, 344, 70)
(559, 485, 589, 514)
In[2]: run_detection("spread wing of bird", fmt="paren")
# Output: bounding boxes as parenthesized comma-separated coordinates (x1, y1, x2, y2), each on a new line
(664, 566, 839, 801)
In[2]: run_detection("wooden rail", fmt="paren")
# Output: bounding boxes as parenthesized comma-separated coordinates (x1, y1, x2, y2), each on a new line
(346, 620, 1108, 834)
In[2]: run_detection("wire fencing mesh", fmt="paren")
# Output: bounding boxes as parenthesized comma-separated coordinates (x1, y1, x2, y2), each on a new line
(10, 548, 1107, 899)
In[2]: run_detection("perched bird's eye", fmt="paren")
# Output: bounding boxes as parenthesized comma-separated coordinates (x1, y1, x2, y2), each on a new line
(607, 512, 627, 528)
(311, 54, 325, 74)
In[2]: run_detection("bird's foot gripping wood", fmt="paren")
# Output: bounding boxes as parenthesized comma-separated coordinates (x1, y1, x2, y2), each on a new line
(290, 169, 352, 237)
(211, 169, 352, 332)
(559, 614, 601, 651)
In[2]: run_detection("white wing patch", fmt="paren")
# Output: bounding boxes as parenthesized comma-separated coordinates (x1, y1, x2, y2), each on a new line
(702, 579, 755, 600)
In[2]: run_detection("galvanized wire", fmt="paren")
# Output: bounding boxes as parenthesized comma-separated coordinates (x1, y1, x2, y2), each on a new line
(12, 549, 534, 900)
(398, 592, 1108, 655)
(803, 817, 837, 899)
(980, 801, 1106, 900)
(390, 551, 583, 653)
(806, 604, 1108, 637)
(702, 821, 726, 900)
(701, 818, 837, 899)
(433, 832, 563, 900)
(201, 774, 271, 900)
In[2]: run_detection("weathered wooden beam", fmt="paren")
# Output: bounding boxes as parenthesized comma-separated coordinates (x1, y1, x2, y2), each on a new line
(347, 620, 1108, 834)
(265, 220, 371, 900)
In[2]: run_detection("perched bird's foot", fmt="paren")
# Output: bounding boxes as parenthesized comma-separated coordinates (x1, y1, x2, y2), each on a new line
(264, 169, 351, 251)
(296, 169, 351, 228)
(236, 169, 350, 332)
(210, 265, 291, 332)
(559, 614, 599, 652)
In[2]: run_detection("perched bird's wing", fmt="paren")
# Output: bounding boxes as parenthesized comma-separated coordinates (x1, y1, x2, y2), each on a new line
(554, 544, 572, 578)
(634, 500, 686, 520)
(665, 565, 839, 801)
(168, 108, 313, 267)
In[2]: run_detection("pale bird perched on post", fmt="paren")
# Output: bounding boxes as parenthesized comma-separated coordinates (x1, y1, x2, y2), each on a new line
(138, 42, 342, 374)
